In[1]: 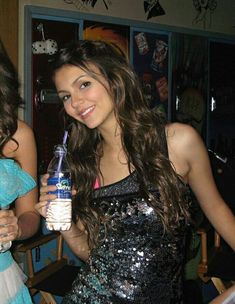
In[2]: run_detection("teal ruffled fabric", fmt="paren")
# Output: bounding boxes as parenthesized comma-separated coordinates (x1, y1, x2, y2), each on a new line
(0, 159, 36, 208)
(0, 251, 13, 271)
(7, 285, 33, 304)
(0, 252, 32, 303)
(0, 159, 35, 303)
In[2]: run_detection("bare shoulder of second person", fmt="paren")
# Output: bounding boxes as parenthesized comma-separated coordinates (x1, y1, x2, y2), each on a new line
(15, 120, 36, 143)
(3, 120, 37, 173)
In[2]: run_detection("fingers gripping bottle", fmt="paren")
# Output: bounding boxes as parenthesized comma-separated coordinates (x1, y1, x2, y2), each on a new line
(46, 144, 72, 231)
(0, 205, 12, 252)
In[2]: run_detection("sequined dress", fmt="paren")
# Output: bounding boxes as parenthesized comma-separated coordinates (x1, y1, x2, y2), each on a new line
(62, 172, 189, 304)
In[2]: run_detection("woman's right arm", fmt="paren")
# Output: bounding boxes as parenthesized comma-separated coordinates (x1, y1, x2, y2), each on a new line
(36, 174, 90, 261)
(61, 220, 90, 261)
(209, 284, 235, 303)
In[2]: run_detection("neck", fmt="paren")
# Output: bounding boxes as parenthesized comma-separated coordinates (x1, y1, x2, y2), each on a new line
(99, 122, 122, 152)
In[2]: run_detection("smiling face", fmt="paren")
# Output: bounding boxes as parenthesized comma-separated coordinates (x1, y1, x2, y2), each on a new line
(54, 64, 116, 131)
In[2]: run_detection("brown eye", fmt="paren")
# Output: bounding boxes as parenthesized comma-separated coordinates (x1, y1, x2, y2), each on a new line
(60, 94, 70, 103)
(80, 81, 91, 89)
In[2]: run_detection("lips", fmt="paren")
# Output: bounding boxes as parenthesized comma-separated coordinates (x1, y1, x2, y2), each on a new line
(79, 106, 95, 119)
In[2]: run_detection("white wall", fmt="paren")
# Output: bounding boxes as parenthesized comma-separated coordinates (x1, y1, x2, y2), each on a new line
(19, 0, 235, 35)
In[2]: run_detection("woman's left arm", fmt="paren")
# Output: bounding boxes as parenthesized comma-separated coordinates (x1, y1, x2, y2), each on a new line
(181, 125, 235, 250)
(9, 120, 40, 240)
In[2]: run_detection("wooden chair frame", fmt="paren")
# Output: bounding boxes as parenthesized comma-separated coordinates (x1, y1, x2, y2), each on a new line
(13, 232, 69, 303)
(197, 224, 235, 295)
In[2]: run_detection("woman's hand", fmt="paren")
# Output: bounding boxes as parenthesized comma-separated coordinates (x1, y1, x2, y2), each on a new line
(35, 173, 57, 218)
(35, 173, 77, 218)
(0, 208, 20, 242)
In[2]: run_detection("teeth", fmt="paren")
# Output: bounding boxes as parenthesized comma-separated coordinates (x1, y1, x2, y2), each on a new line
(80, 106, 94, 117)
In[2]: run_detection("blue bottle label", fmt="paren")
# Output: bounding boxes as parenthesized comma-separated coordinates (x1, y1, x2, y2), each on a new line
(48, 176, 71, 199)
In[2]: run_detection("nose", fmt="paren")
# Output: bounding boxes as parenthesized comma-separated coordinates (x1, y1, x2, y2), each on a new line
(70, 93, 84, 109)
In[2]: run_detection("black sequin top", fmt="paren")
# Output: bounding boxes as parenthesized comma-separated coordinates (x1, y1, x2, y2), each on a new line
(62, 172, 189, 304)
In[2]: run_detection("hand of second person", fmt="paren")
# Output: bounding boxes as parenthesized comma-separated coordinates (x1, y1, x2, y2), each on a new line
(0, 208, 19, 242)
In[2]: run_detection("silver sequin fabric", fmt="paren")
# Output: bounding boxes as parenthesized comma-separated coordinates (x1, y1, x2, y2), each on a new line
(62, 172, 189, 303)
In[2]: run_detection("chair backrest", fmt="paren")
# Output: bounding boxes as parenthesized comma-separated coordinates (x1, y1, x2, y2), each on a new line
(197, 223, 235, 294)
(197, 223, 216, 276)
(13, 232, 68, 289)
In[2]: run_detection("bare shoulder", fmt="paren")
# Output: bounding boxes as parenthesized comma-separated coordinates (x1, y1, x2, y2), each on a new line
(165, 122, 206, 181)
(14, 120, 37, 154)
(14, 120, 35, 141)
(166, 122, 202, 150)
(3, 120, 36, 160)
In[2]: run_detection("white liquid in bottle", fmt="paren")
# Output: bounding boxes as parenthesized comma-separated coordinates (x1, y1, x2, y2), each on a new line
(46, 145, 72, 231)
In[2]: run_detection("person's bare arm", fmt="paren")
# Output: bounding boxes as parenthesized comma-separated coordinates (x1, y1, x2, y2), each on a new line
(168, 123, 235, 251)
(61, 220, 90, 261)
(4, 120, 40, 240)
(210, 284, 235, 304)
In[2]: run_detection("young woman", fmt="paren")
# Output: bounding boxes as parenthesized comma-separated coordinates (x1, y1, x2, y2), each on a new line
(0, 39, 40, 303)
(37, 40, 235, 303)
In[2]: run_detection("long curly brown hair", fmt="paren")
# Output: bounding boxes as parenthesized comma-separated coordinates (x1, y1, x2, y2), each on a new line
(0, 39, 22, 156)
(52, 40, 190, 249)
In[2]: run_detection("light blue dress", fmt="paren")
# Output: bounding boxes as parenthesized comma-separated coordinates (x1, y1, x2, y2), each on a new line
(0, 159, 36, 304)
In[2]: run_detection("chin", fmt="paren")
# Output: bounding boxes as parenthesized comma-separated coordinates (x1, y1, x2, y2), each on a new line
(83, 122, 98, 129)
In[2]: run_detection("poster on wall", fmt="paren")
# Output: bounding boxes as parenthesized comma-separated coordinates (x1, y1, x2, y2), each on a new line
(83, 20, 130, 58)
(132, 29, 169, 116)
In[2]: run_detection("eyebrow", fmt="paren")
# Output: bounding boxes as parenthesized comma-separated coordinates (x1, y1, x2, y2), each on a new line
(72, 74, 87, 86)
(57, 74, 87, 94)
